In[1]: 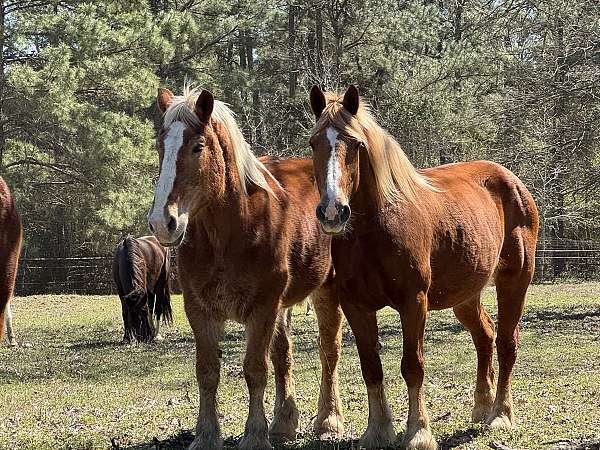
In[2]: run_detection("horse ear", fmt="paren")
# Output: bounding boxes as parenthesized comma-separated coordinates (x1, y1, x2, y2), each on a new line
(195, 90, 214, 124)
(309, 85, 326, 119)
(157, 88, 174, 114)
(342, 85, 359, 115)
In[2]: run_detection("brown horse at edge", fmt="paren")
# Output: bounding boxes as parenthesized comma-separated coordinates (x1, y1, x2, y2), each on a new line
(309, 85, 539, 450)
(147, 86, 344, 450)
(0, 176, 22, 347)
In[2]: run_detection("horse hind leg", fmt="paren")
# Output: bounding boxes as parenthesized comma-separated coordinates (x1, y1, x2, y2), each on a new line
(0, 253, 19, 347)
(267, 307, 298, 443)
(487, 227, 535, 430)
(5, 302, 17, 347)
(311, 285, 345, 439)
(453, 294, 496, 422)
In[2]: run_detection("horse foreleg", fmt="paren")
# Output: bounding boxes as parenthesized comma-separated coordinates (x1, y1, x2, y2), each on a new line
(343, 300, 395, 449)
(399, 291, 437, 450)
(312, 284, 344, 439)
(188, 314, 224, 450)
(268, 308, 298, 443)
(239, 305, 278, 450)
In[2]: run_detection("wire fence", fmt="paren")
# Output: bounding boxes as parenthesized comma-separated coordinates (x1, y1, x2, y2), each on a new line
(13, 241, 600, 296)
(15, 254, 181, 296)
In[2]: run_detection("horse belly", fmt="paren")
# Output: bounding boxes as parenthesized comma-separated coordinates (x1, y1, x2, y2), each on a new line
(428, 213, 503, 309)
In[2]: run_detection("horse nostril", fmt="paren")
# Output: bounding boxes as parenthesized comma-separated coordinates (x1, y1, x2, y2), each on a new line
(148, 221, 155, 234)
(340, 204, 351, 222)
(167, 215, 177, 233)
(316, 204, 326, 222)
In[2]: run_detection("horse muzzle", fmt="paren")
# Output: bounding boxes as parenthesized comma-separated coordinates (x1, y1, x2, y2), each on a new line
(316, 200, 351, 235)
(148, 208, 188, 247)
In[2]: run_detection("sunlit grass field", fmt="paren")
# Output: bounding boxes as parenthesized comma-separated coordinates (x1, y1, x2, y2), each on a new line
(1, 283, 599, 449)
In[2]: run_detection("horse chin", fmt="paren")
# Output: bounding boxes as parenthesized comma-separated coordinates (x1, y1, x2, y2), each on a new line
(159, 231, 185, 248)
(319, 222, 346, 236)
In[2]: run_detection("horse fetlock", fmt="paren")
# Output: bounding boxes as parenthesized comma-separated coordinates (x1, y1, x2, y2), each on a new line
(472, 392, 495, 423)
(402, 427, 437, 450)
(359, 419, 396, 449)
(313, 411, 345, 439)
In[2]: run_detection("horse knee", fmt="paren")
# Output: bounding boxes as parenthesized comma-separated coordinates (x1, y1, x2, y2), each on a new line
(496, 335, 518, 366)
(401, 354, 425, 387)
(244, 357, 268, 389)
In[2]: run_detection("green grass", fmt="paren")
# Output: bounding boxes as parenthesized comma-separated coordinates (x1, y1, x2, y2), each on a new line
(1, 283, 600, 450)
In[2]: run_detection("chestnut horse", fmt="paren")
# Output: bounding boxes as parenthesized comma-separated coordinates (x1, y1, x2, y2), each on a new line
(0, 176, 22, 347)
(309, 85, 539, 450)
(113, 235, 172, 343)
(147, 86, 344, 450)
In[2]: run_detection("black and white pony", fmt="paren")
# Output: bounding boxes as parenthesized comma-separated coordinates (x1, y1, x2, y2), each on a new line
(112, 235, 172, 343)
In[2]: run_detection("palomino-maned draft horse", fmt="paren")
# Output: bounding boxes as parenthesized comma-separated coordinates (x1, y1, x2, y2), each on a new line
(309, 85, 539, 450)
(0, 176, 21, 347)
(113, 235, 172, 343)
(147, 86, 344, 450)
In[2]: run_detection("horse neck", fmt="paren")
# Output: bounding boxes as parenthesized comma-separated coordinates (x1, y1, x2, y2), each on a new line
(352, 148, 385, 217)
(190, 139, 253, 241)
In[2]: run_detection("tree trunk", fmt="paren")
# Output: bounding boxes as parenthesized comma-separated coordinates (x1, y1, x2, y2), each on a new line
(288, 2, 297, 97)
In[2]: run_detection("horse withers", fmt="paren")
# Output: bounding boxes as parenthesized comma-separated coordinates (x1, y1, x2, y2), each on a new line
(308, 85, 539, 450)
(0, 176, 21, 347)
(147, 86, 344, 450)
(113, 235, 172, 343)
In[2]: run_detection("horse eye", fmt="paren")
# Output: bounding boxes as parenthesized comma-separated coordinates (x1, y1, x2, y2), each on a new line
(192, 143, 204, 154)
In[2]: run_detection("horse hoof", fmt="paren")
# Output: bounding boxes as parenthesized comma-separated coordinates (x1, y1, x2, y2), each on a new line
(313, 413, 345, 439)
(485, 414, 513, 430)
(239, 434, 272, 450)
(472, 403, 493, 423)
(188, 435, 223, 450)
(9, 339, 18, 348)
(359, 420, 396, 449)
(269, 405, 298, 443)
(402, 428, 437, 450)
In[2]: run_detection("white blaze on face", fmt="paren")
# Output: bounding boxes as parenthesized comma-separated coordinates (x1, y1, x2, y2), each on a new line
(150, 121, 186, 223)
(324, 127, 340, 221)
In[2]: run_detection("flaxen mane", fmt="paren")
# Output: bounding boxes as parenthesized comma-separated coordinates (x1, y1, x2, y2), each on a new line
(163, 84, 280, 197)
(312, 92, 435, 204)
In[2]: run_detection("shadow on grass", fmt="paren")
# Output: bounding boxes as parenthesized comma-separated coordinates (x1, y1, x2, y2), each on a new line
(120, 427, 483, 450)
(119, 431, 358, 450)
(438, 427, 479, 449)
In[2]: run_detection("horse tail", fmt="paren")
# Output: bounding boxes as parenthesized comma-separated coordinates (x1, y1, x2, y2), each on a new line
(116, 236, 153, 343)
(155, 248, 173, 326)
(119, 235, 146, 303)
